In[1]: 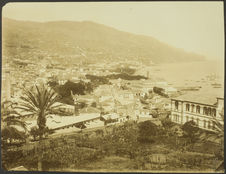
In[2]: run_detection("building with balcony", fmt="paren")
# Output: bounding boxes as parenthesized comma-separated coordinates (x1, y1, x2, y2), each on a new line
(170, 92, 224, 131)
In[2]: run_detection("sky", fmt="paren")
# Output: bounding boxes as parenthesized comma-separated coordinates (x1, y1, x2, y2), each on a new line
(2, 2, 225, 61)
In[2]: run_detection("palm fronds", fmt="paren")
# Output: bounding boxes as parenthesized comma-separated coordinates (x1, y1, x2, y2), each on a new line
(18, 84, 60, 138)
(1, 101, 28, 141)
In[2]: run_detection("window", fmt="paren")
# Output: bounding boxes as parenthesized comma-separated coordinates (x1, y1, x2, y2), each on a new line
(197, 118, 199, 126)
(186, 104, 190, 112)
(191, 105, 195, 112)
(208, 121, 211, 129)
(203, 107, 207, 115)
(212, 109, 216, 117)
(196, 105, 200, 114)
(208, 108, 212, 116)
(175, 101, 179, 110)
(203, 120, 206, 128)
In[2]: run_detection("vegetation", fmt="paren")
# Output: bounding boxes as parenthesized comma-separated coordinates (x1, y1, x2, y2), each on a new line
(17, 84, 60, 139)
(2, 97, 222, 172)
(1, 101, 27, 145)
(153, 87, 168, 98)
(112, 66, 136, 75)
(182, 120, 199, 144)
(106, 73, 147, 80)
(30, 126, 39, 141)
(200, 110, 224, 169)
(48, 72, 147, 105)
(2, 117, 222, 171)
(48, 80, 95, 105)
(137, 120, 159, 143)
(3, 17, 205, 66)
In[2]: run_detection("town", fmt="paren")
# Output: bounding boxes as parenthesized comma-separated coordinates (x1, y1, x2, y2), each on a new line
(1, 2, 224, 172)
(1, 54, 224, 172)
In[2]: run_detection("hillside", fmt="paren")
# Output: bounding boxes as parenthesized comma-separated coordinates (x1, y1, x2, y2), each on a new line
(2, 18, 205, 64)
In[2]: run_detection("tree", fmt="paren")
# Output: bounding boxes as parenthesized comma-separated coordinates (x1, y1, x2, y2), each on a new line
(137, 120, 158, 143)
(17, 84, 61, 171)
(91, 102, 97, 108)
(17, 84, 60, 139)
(161, 117, 174, 136)
(201, 108, 224, 171)
(1, 101, 27, 145)
(30, 126, 39, 141)
(182, 120, 199, 143)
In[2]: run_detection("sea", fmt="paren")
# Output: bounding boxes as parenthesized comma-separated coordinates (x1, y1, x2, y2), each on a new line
(148, 60, 224, 97)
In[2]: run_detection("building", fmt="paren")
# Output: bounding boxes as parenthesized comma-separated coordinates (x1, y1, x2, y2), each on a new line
(170, 92, 224, 131)
(53, 102, 75, 115)
(101, 113, 129, 125)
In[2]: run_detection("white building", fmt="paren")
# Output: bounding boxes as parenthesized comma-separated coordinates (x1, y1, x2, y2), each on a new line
(170, 92, 224, 132)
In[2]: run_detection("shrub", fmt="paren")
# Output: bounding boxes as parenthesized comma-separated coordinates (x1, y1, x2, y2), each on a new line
(30, 126, 39, 141)
(137, 121, 158, 143)
(182, 120, 200, 143)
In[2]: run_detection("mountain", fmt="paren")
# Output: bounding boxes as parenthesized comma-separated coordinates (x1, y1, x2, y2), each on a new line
(2, 18, 205, 64)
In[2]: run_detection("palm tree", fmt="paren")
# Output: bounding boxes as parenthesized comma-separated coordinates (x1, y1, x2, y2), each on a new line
(1, 101, 27, 145)
(17, 84, 60, 139)
(16, 84, 61, 171)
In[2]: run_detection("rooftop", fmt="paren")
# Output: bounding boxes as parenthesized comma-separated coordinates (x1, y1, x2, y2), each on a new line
(25, 113, 100, 130)
(172, 89, 224, 106)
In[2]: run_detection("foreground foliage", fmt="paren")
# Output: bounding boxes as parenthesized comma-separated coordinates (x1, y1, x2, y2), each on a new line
(2, 118, 222, 172)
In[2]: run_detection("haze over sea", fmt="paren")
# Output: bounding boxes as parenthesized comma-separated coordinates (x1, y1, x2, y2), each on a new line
(149, 60, 224, 97)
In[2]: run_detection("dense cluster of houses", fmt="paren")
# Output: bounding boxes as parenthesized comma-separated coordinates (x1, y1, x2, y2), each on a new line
(2, 57, 224, 135)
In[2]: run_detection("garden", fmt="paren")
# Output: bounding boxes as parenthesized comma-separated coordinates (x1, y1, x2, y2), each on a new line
(2, 118, 223, 172)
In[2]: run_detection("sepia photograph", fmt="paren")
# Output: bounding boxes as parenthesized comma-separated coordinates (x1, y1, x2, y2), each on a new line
(1, 1, 224, 173)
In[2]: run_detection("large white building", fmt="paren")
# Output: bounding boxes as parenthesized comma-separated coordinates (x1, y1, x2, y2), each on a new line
(170, 92, 224, 131)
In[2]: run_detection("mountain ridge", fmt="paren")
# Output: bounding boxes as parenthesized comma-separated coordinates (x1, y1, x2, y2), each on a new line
(2, 17, 205, 64)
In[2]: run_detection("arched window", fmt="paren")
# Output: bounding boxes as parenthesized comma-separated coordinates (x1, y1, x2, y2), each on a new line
(196, 105, 200, 114)
(208, 121, 211, 129)
(208, 108, 212, 116)
(191, 104, 195, 112)
(212, 108, 216, 117)
(203, 120, 206, 128)
(197, 118, 199, 126)
(175, 101, 179, 110)
(203, 107, 208, 115)
(186, 104, 190, 112)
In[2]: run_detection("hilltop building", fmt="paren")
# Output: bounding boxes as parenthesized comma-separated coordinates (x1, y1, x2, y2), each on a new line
(170, 92, 224, 131)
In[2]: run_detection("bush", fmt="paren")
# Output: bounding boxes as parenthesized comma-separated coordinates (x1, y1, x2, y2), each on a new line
(30, 126, 39, 141)
(137, 121, 158, 144)
(182, 120, 199, 143)
(153, 87, 168, 97)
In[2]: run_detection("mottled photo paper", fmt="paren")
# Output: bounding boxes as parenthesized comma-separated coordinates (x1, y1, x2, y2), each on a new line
(1, 1, 224, 173)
